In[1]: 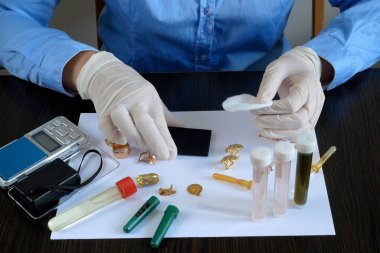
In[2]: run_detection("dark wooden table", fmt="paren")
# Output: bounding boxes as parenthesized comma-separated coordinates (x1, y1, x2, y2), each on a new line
(1, 70, 380, 252)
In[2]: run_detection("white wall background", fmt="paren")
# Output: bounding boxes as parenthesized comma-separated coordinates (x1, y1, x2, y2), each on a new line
(285, 0, 340, 46)
(50, 0, 97, 48)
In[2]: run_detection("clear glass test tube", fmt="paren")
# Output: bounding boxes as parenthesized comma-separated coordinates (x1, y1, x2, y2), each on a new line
(48, 176, 137, 231)
(294, 132, 317, 209)
(273, 141, 294, 217)
(250, 147, 272, 221)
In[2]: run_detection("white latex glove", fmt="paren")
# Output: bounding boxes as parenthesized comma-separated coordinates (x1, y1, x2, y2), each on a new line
(76, 51, 182, 160)
(253, 46, 325, 141)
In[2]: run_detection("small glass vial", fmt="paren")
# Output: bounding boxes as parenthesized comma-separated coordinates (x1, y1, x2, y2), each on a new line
(273, 141, 294, 217)
(294, 132, 317, 209)
(251, 147, 272, 221)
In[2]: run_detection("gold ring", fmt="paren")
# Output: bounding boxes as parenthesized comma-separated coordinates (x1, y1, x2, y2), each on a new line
(112, 143, 131, 159)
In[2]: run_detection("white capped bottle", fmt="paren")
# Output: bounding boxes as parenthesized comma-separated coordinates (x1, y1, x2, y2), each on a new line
(251, 147, 272, 221)
(273, 141, 294, 217)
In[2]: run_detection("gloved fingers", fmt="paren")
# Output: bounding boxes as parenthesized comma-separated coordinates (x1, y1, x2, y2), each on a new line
(298, 74, 324, 129)
(256, 60, 287, 103)
(309, 104, 323, 129)
(255, 107, 309, 130)
(131, 106, 176, 160)
(149, 104, 177, 159)
(252, 74, 309, 115)
(308, 86, 325, 129)
(250, 100, 289, 116)
(110, 105, 145, 147)
(98, 115, 127, 145)
(161, 102, 185, 127)
(256, 73, 324, 137)
(153, 119, 177, 159)
(259, 124, 312, 142)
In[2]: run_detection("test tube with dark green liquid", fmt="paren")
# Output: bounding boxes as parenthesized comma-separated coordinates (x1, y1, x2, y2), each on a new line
(294, 132, 316, 209)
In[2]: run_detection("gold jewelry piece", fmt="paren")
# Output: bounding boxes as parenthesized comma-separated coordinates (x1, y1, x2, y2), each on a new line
(187, 184, 202, 196)
(112, 143, 131, 159)
(226, 144, 244, 156)
(136, 173, 159, 187)
(220, 155, 239, 169)
(104, 139, 114, 147)
(159, 184, 176, 196)
(138, 151, 157, 165)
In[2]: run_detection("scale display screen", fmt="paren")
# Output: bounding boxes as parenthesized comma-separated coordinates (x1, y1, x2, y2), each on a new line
(31, 131, 61, 152)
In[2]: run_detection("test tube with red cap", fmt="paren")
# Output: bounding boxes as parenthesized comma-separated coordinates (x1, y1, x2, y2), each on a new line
(48, 176, 137, 231)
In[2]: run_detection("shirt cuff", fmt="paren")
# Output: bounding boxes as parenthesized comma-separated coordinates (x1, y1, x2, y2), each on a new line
(304, 34, 353, 91)
(41, 39, 96, 97)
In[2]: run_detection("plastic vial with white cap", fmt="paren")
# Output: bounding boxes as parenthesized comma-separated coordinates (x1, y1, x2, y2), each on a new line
(251, 147, 272, 221)
(294, 132, 317, 209)
(273, 141, 294, 217)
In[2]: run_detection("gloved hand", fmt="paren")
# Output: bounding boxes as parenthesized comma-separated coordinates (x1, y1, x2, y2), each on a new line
(76, 51, 181, 160)
(253, 46, 325, 141)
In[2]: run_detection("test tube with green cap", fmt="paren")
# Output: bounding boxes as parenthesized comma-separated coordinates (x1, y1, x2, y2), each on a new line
(294, 132, 317, 209)
(150, 205, 179, 248)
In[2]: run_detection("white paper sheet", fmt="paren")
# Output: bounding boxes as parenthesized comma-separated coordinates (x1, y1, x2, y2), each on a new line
(51, 111, 335, 239)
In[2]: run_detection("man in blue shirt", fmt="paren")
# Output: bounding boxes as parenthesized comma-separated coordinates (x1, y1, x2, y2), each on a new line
(0, 1, 379, 159)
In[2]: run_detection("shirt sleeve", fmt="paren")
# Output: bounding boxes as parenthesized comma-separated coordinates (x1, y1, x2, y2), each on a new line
(0, 0, 96, 96)
(304, 0, 380, 90)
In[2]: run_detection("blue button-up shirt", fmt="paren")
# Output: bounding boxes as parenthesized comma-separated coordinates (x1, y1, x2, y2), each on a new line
(0, 0, 379, 95)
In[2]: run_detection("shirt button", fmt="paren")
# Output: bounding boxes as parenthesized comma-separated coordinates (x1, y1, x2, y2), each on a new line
(204, 7, 210, 16)
(200, 55, 207, 61)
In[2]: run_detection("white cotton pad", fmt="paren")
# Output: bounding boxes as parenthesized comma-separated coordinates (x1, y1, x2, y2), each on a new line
(222, 94, 273, 112)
